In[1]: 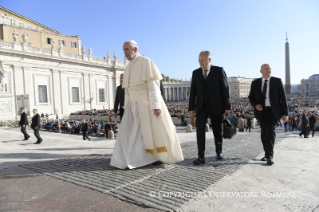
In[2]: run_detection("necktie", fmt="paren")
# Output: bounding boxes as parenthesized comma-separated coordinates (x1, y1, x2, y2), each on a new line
(262, 80, 268, 107)
(204, 69, 208, 79)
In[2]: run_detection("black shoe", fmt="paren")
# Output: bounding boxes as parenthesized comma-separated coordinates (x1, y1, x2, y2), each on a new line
(153, 161, 163, 165)
(88, 138, 91, 141)
(267, 159, 274, 165)
(23, 136, 30, 141)
(299, 134, 302, 137)
(217, 154, 224, 160)
(193, 157, 205, 165)
(34, 140, 42, 144)
(261, 157, 268, 161)
(83, 139, 86, 140)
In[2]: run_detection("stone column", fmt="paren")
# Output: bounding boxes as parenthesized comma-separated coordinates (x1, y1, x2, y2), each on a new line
(108, 75, 114, 109)
(89, 74, 96, 109)
(51, 69, 61, 114)
(164, 87, 167, 100)
(59, 70, 67, 115)
(12, 65, 24, 96)
(177, 87, 180, 101)
(285, 36, 291, 101)
(23, 66, 32, 95)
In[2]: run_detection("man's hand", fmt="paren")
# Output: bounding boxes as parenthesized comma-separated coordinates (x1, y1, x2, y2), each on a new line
(189, 111, 195, 117)
(19, 124, 20, 127)
(35, 127, 37, 129)
(255, 104, 263, 111)
(114, 113, 117, 118)
(154, 109, 161, 117)
(225, 110, 231, 116)
(282, 115, 288, 123)
(22, 125, 25, 127)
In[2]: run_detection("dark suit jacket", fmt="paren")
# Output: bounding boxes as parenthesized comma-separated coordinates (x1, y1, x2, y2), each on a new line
(31, 114, 40, 129)
(301, 114, 309, 131)
(105, 123, 111, 131)
(19, 112, 28, 126)
(188, 65, 231, 116)
(248, 77, 288, 121)
(160, 80, 164, 97)
(114, 84, 124, 113)
(309, 115, 317, 130)
(82, 122, 88, 132)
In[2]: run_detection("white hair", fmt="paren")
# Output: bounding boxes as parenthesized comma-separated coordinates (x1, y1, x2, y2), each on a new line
(124, 40, 138, 48)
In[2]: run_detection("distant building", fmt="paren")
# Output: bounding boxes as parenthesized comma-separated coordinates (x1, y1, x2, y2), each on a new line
(0, 6, 126, 120)
(291, 84, 301, 97)
(228, 77, 254, 98)
(300, 74, 319, 96)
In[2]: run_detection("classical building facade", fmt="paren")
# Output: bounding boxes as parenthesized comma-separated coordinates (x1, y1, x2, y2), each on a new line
(162, 78, 191, 101)
(300, 74, 319, 96)
(228, 77, 254, 98)
(0, 6, 126, 120)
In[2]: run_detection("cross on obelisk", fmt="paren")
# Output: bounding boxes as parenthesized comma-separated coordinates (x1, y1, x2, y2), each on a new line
(285, 32, 291, 101)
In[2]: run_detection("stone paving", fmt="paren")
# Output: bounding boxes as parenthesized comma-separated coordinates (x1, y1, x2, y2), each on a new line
(19, 131, 283, 211)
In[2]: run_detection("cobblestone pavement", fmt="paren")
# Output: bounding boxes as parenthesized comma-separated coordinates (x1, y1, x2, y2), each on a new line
(21, 130, 284, 212)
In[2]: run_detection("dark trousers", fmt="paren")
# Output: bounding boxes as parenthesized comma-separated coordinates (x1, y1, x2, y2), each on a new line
(260, 108, 278, 160)
(291, 124, 297, 131)
(83, 131, 89, 140)
(21, 126, 29, 139)
(246, 126, 251, 132)
(106, 129, 110, 138)
(299, 131, 309, 138)
(196, 105, 223, 157)
(284, 124, 288, 131)
(312, 130, 315, 137)
(33, 128, 42, 141)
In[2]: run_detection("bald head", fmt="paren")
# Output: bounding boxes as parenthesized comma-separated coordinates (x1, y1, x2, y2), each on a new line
(260, 64, 271, 79)
(123, 40, 139, 61)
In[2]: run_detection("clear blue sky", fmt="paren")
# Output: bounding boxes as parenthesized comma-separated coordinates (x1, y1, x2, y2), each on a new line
(1, 0, 319, 84)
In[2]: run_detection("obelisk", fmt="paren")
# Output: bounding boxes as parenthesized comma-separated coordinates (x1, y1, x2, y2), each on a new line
(285, 33, 291, 101)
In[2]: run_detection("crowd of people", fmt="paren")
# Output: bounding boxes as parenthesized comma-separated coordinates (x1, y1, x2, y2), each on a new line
(70, 109, 114, 116)
(40, 119, 118, 137)
(38, 97, 318, 137)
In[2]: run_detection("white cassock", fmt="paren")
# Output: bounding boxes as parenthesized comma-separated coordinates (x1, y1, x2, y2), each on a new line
(110, 54, 184, 169)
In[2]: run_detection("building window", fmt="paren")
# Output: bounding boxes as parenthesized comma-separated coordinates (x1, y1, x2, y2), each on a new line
(46, 38, 52, 45)
(60, 40, 65, 46)
(72, 87, 80, 102)
(71, 42, 77, 48)
(38, 85, 48, 103)
(99, 89, 105, 102)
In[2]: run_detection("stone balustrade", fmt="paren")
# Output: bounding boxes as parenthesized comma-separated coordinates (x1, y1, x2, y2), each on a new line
(0, 40, 125, 67)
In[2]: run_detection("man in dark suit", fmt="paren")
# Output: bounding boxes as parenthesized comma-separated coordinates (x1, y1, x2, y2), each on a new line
(299, 111, 310, 138)
(309, 113, 318, 137)
(81, 119, 90, 141)
(246, 116, 252, 132)
(189, 51, 231, 165)
(114, 73, 125, 121)
(104, 121, 112, 139)
(248, 64, 288, 165)
(31, 109, 42, 144)
(19, 107, 30, 140)
(160, 80, 164, 98)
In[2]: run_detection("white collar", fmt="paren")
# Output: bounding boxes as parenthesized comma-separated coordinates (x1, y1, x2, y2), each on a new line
(130, 53, 140, 62)
(202, 64, 211, 71)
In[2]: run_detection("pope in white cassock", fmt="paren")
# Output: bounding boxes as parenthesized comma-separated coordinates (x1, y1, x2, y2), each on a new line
(110, 40, 184, 169)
